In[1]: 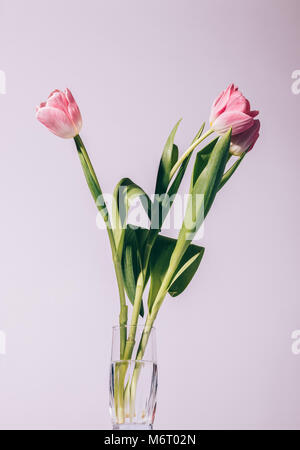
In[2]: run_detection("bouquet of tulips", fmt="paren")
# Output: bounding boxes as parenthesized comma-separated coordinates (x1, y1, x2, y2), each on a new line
(36, 84, 260, 423)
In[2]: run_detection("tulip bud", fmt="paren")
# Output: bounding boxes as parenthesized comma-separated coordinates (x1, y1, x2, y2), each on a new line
(210, 84, 259, 137)
(36, 89, 82, 139)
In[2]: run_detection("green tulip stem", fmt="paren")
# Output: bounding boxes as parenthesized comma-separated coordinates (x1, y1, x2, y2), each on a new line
(169, 129, 214, 180)
(123, 272, 145, 360)
(122, 229, 159, 361)
(74, 135, 128, 359)
(127, 234, 190, 413)
(136, 232, 190, 362)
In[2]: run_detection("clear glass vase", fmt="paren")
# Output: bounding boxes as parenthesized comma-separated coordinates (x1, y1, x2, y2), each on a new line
(109, 325, 158, 430)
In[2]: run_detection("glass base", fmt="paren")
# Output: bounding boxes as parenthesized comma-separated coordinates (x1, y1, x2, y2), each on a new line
(113, 424, 153, 430)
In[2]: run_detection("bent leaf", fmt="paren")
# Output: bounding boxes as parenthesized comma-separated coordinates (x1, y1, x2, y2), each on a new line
(155, 119, 181, 196)
(112, 178, 152, 257)
(121, 227, 149, 317)
(155, 123, 205, 229)
(181, 130, 231, 241)
(218, 152, 245, 191)
(168, 244, 205, 297)
(148, 234, 205, 312)
(191, 138, 218, 189)
(169, 123, 205, 197)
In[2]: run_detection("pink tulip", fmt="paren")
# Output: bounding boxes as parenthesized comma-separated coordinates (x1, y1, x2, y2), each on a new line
(210, 84, 259, 136)
(36, 89, 82, 139)
(230, 119, 260, 156)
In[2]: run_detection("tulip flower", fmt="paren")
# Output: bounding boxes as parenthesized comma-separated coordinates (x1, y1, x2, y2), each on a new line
(210, 84, 259, 136)
(36, 89, 82, 138)
(230, 119, 260, 156)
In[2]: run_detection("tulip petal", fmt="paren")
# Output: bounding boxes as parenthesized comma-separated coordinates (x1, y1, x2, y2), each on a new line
(36, 102, 46, 112)
(230, 120, 260, 155)
(48, 89, 61, 99)
(226, 90, 251, 114)
(209, 83, 234, 124)
(65, 88, 82, 133)
(213, 111, 254, 136)
(36, 106, 77, 139)
(47, 90, 69, 113)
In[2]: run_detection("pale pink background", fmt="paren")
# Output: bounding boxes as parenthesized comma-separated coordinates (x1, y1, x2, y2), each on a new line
(0, 0, 300, 430)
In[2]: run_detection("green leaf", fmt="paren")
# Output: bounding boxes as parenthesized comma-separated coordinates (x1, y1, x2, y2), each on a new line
(166, 123, 205, 202)
(191, 138, 219, 189)
(202, 130, 232, 216)
(168, 244, 205, 297)
(112, 178, 152, 257)
(148, 235, 174, 312)
(155, 119, 181, 195)
(148, 234, 205, 312)
(218, 153, 245, 191)
(182, 130, 231, 240)
(191, 123, 206, 145)
(122, 230, 141, 309)
(157, 123, 206, 229)
(121, 227, 149, 317)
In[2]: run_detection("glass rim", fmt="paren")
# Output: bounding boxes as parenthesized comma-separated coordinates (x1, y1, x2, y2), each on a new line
(111, 359, 157, 364)
(112, 324, 156, 331)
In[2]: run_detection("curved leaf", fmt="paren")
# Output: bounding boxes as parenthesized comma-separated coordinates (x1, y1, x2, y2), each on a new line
(201, 130, 232, 216)
(112, 178, 152, 257)
(148, 236, 174, 312)
(218, 153, 245, 191)
(121, 227, 149, 317)
(155, 119, 181, 196)
(191, 138, 218, 189)
(148, 234, 205, 312)
(168, 244, 205, 297)
(155, 123, 205, 229)
(181, 131, 231, 241)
